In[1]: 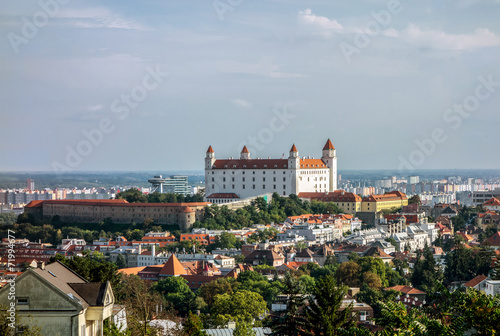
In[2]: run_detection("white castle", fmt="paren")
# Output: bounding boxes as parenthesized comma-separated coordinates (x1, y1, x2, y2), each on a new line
(205, 139, 338, 204)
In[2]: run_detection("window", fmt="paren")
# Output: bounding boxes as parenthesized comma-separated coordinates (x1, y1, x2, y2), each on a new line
(243, 185, 245, 189)
(211, 184, 214, 189)
(242, 177, 245, 182)
(223, 177, 226, 182)
(263, 171, 265, 174)
(252, 177, 255, 182)
(232, 185, 235, 189)
(252, 185, 256, 189)
(283, 185, 286, 189)
(273, 185, 276, 189)
(223, 185, 226, 189)
(283, 177, 286, 182)
(263, 185, 266, 189)
(211, 178, 214, 182)
(232, 177, 234, 182)
(273, 177, 276, 182)
(263, 178, 266, 182)
(16, 298, 29, 305)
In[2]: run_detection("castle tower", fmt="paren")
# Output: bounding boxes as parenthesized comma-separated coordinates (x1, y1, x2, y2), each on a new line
(288, 144, 300, 169)
(240, 146, 250, 160)
(205, 146, 216, 169)
(321, 139, 337, 191)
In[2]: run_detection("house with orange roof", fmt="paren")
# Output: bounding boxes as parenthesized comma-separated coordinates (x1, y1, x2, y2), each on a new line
(486, 232, 500, 249)
(483, 197, 500, 212)
(385, 285, 426, 302)
(298, 190, 362, 214)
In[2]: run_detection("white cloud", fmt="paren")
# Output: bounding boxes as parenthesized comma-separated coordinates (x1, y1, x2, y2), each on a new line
(231, 99, 252, 109)
(56, 7, 147, 30)
(385, 24, 500, 50)
(298, 9, 343, 31)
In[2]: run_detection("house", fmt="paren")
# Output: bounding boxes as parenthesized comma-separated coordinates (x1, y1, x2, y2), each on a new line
(485, 280, 500, 296)
(483, 197, 500, 212)
(464, 275, 489, 292)
(486, 232, 500, 249)
(0, 261, 114, 336)
(439, 206, 458, 218)
(244, 249, 285, 267)
(384, 285, 426, 306)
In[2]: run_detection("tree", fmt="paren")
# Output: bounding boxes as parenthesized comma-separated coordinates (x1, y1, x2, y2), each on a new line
(52, 253, 121, 288)
(411, 247, 442, 294)
(303, 275, 357, 336)
(408, 195, 421, 205)
(115, 274, 173, 336)
(211, 290, 267, 325)
(152, 277, 199, 316)
(267, 272, 307, 336)
(234, 320, 257, 336)
(116, 254, 127, 269)
(198, 278, 235, 306)
(336, 261, 361, 287)
(116, 188, 148, 203)
(183, 311, 207, 336)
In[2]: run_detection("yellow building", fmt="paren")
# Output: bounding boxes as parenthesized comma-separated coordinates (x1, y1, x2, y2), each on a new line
(361, 191, 408, 213)
(298, 190, 362, 214)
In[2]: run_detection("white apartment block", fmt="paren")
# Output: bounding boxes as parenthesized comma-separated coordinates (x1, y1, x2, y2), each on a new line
(205, 140, 337, 204)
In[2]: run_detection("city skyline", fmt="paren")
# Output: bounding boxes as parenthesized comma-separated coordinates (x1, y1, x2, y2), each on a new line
(1, 0, 500, 172)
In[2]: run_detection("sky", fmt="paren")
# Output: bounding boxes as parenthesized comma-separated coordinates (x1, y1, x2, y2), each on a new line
(1, 0, 499, 173)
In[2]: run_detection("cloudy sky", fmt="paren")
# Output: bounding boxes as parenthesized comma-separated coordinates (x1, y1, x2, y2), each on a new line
(1, 0, 499, 172)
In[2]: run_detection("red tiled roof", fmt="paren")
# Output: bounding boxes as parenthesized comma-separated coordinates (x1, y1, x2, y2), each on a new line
(213, 158, 288, 169)
(32, 200, 209, 207)
(464, 274, 488, 288)
(484, 197, 500, 206)
(159, 254, 187, 276)
(290, 144, 298, 152)
(323, 139, 335, 150)
(300, 159, 327, 168)
(180, 206, 194, 213)
(25, 200, 44, 208)
(385, 285, 426, 295)
(206, 193, 240, 199)
(241, 146, 249, 154)
(486, 232, 500, 247)
(363, 191, 407, 202)
(207, 145, 214, 153)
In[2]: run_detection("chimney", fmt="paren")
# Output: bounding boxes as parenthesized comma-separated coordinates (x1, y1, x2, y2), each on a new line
(138, 244, 142, 255)
(151, 244, 156, 257)
(37, 261, 45, 270)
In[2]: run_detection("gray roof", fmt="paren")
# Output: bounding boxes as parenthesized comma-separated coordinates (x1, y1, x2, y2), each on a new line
(204, 327, 272, 336)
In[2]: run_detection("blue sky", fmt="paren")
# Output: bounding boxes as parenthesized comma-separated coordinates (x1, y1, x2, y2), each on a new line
(1, 0, 499, 172)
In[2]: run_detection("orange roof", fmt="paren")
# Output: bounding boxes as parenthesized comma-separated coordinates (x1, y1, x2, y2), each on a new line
(486, 232, 500, 247)
(385, 285, 426, 295)
(159, 254, 187, 276)
(290, 144, 298, 152)
(118, 266, 149, 275)
(484, 197, 500, 206)
(323, 139, 335, 150)
(31, 200, 209, 207)
(300, 159, 327, 169)
(241, 146, 249, 154)
(207, 145, 214, 153)
(180, 206, 194, 213)
(25, 200, 44, 208)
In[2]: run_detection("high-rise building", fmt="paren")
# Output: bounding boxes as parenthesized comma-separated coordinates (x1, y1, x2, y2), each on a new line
(27, 178, 35, 191)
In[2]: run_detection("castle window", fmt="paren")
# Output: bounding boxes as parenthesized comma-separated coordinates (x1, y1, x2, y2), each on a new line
(252, 185, 256, 189)
(223, 185, 226, 189)
(212, 178, 214, 182)
(263, 178, 266, 182)
(223, 177, 226, 182)
(263, 171, 265, 174)
(224, 165, 227, 168)
(232, 177, 234, 182)
(283, 185, 286, 189)
(273, 177, 276, 182)
(283, 171, 286, 174)
(233, 165, 236, 168)
(264, 165, 267, 168)
(252, 177, 255, 182)
(284, 166, 287, 168)
(253, 165, 257, 168)
(273, 185, 276, 189)
(243, 177, 245, 182)
(232, 185, 235, 189)
(274, 165, 277, 168)
(243, 185, 245, 189)
(263, 185, 266, 189)
(253, 171, 255, 174)
(283, 178, 286, 182)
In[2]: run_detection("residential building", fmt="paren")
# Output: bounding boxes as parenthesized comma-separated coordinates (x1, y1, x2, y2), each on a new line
(360, 191, 409, 212)
(298, 190, 362, 214)
(483, 197, 500, 212)
(0, 262, 114, 336)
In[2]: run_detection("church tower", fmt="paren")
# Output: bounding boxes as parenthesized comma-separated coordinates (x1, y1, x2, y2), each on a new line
(321, 139, 337, 191)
